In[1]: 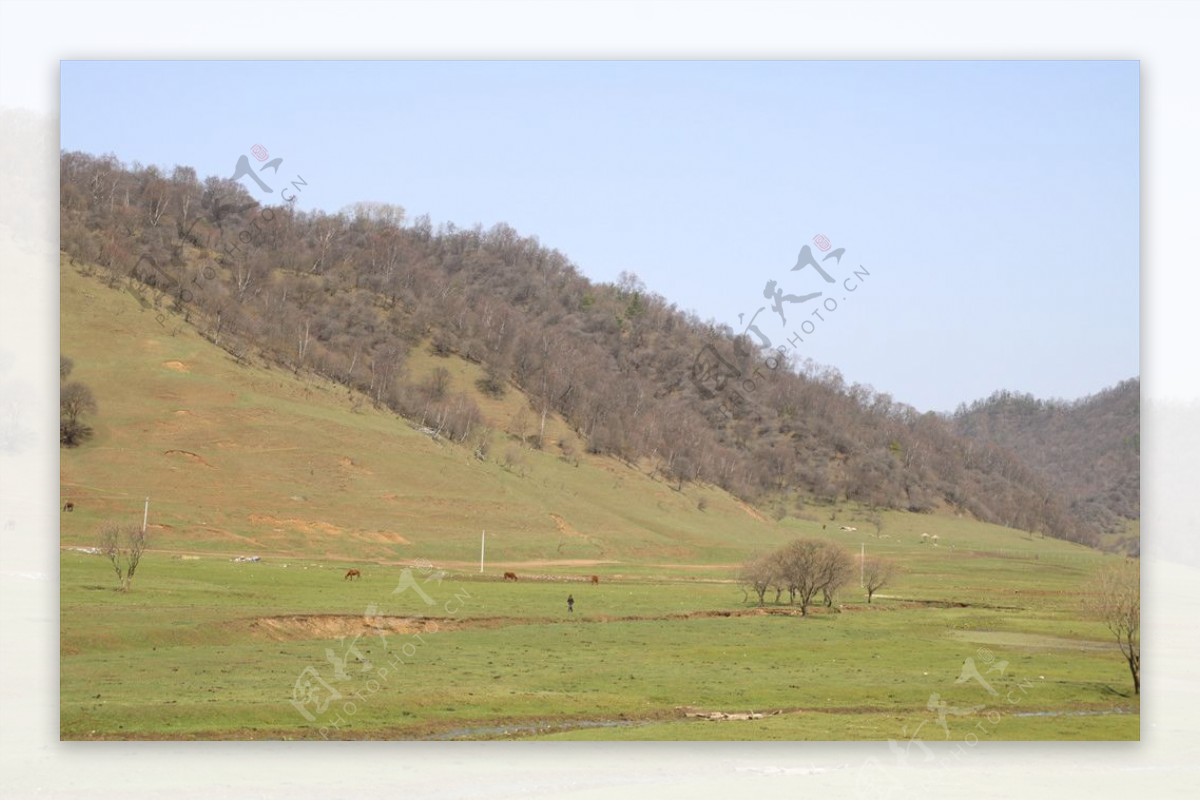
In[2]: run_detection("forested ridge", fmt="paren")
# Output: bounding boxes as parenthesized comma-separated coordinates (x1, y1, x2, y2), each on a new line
(952, 381, 1140, 540)
(59, 151, 1139, 548)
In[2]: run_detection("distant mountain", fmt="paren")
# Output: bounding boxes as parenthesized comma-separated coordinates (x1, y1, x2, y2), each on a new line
(951, 380, 1140, 546)
(59, 150, 1136, 549)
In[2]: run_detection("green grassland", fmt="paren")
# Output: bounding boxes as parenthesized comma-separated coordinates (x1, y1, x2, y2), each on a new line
(59, 257, 1138, 740)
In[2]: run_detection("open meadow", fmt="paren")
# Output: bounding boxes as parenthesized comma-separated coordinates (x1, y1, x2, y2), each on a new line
(60, 530, 1136, 740)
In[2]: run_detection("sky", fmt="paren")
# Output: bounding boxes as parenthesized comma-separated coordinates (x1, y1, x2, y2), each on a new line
(58, 60, 1139, 412)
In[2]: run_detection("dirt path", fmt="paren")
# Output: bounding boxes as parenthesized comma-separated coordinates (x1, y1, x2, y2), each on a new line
(59, 546, 737, 574)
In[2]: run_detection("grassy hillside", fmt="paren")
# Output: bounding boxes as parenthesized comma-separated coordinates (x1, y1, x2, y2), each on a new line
(61, 254, 1111, 573)
(60, 255, 790, 567)
(60, 151, 1116, 547)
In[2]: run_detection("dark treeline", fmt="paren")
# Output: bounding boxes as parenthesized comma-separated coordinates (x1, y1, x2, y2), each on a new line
(59, 151, 1135, 547)
(952, 381, 1140, 540)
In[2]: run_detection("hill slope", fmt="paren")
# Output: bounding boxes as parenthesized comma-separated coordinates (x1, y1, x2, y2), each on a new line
(59, 255, 793, 566)
(60, 254, 1121, 574)
(952, 381, 1140, 547)
(59, 151, 1137, 547)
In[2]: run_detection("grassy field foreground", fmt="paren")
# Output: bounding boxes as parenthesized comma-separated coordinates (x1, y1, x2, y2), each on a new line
(60, 548, 1137, 741)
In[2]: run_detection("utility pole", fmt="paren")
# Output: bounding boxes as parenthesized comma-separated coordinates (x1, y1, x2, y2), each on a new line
(142, 497, 150, 534)
(860, 542, 865, 587)
(480, 530, 485, 573)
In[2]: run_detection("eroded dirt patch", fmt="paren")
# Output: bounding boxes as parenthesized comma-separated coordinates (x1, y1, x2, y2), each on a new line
(247, 515, 345, 536)
(734, 499, 769, 523)
(246, 607, 831, 642)
(244, 515, 409, 544)
(163, 449, 214, 468)
(246, 614, 495, 640)
(339, 456, 372, 474)
(162, 360, 189, 372)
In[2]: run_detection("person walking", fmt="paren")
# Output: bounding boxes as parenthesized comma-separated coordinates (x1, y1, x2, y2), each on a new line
(567, 594, 574, 613)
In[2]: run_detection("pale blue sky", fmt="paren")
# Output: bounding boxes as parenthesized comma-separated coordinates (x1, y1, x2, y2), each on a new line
(59, 60, 1139, 412)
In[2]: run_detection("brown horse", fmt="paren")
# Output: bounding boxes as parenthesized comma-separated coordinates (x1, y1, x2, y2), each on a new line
(344, 569, 361, 580)
(589, 575, 600, 585)
(62, 501, 75, 512)
(503, 572, 518, 581)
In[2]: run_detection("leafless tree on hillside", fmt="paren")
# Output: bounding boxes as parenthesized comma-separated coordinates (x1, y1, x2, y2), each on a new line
(60, 380, 97, 447)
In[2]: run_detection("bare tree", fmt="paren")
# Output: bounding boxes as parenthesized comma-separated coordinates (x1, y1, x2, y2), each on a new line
(510, 407, 530, 445)
(739, 553, 775, 606)
(502, 444, 528, 476)
(863, 556, 898, 603)
(818, 542, 854, 607)
(1089, 559, 1140, 695)
(60, 381, 96, 425)
(60, 355, 74, 380)
(476, 362, 507, 397)
(60, 381, 98, 446)
(425, 366, 451, 402)
(779, 539, 826, 616)
(99, 522, 148, 592)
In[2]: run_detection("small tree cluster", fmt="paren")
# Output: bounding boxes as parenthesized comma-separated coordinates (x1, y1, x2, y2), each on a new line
(739, 538, 855, 616)
(475, 363, 507, 397)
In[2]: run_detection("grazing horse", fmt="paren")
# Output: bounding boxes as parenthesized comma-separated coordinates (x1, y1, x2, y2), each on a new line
(503, 571, 518, 581)
(344, 569, 361, 580)
(589, 575, 599, 585)
(62, 501, 75, 512)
